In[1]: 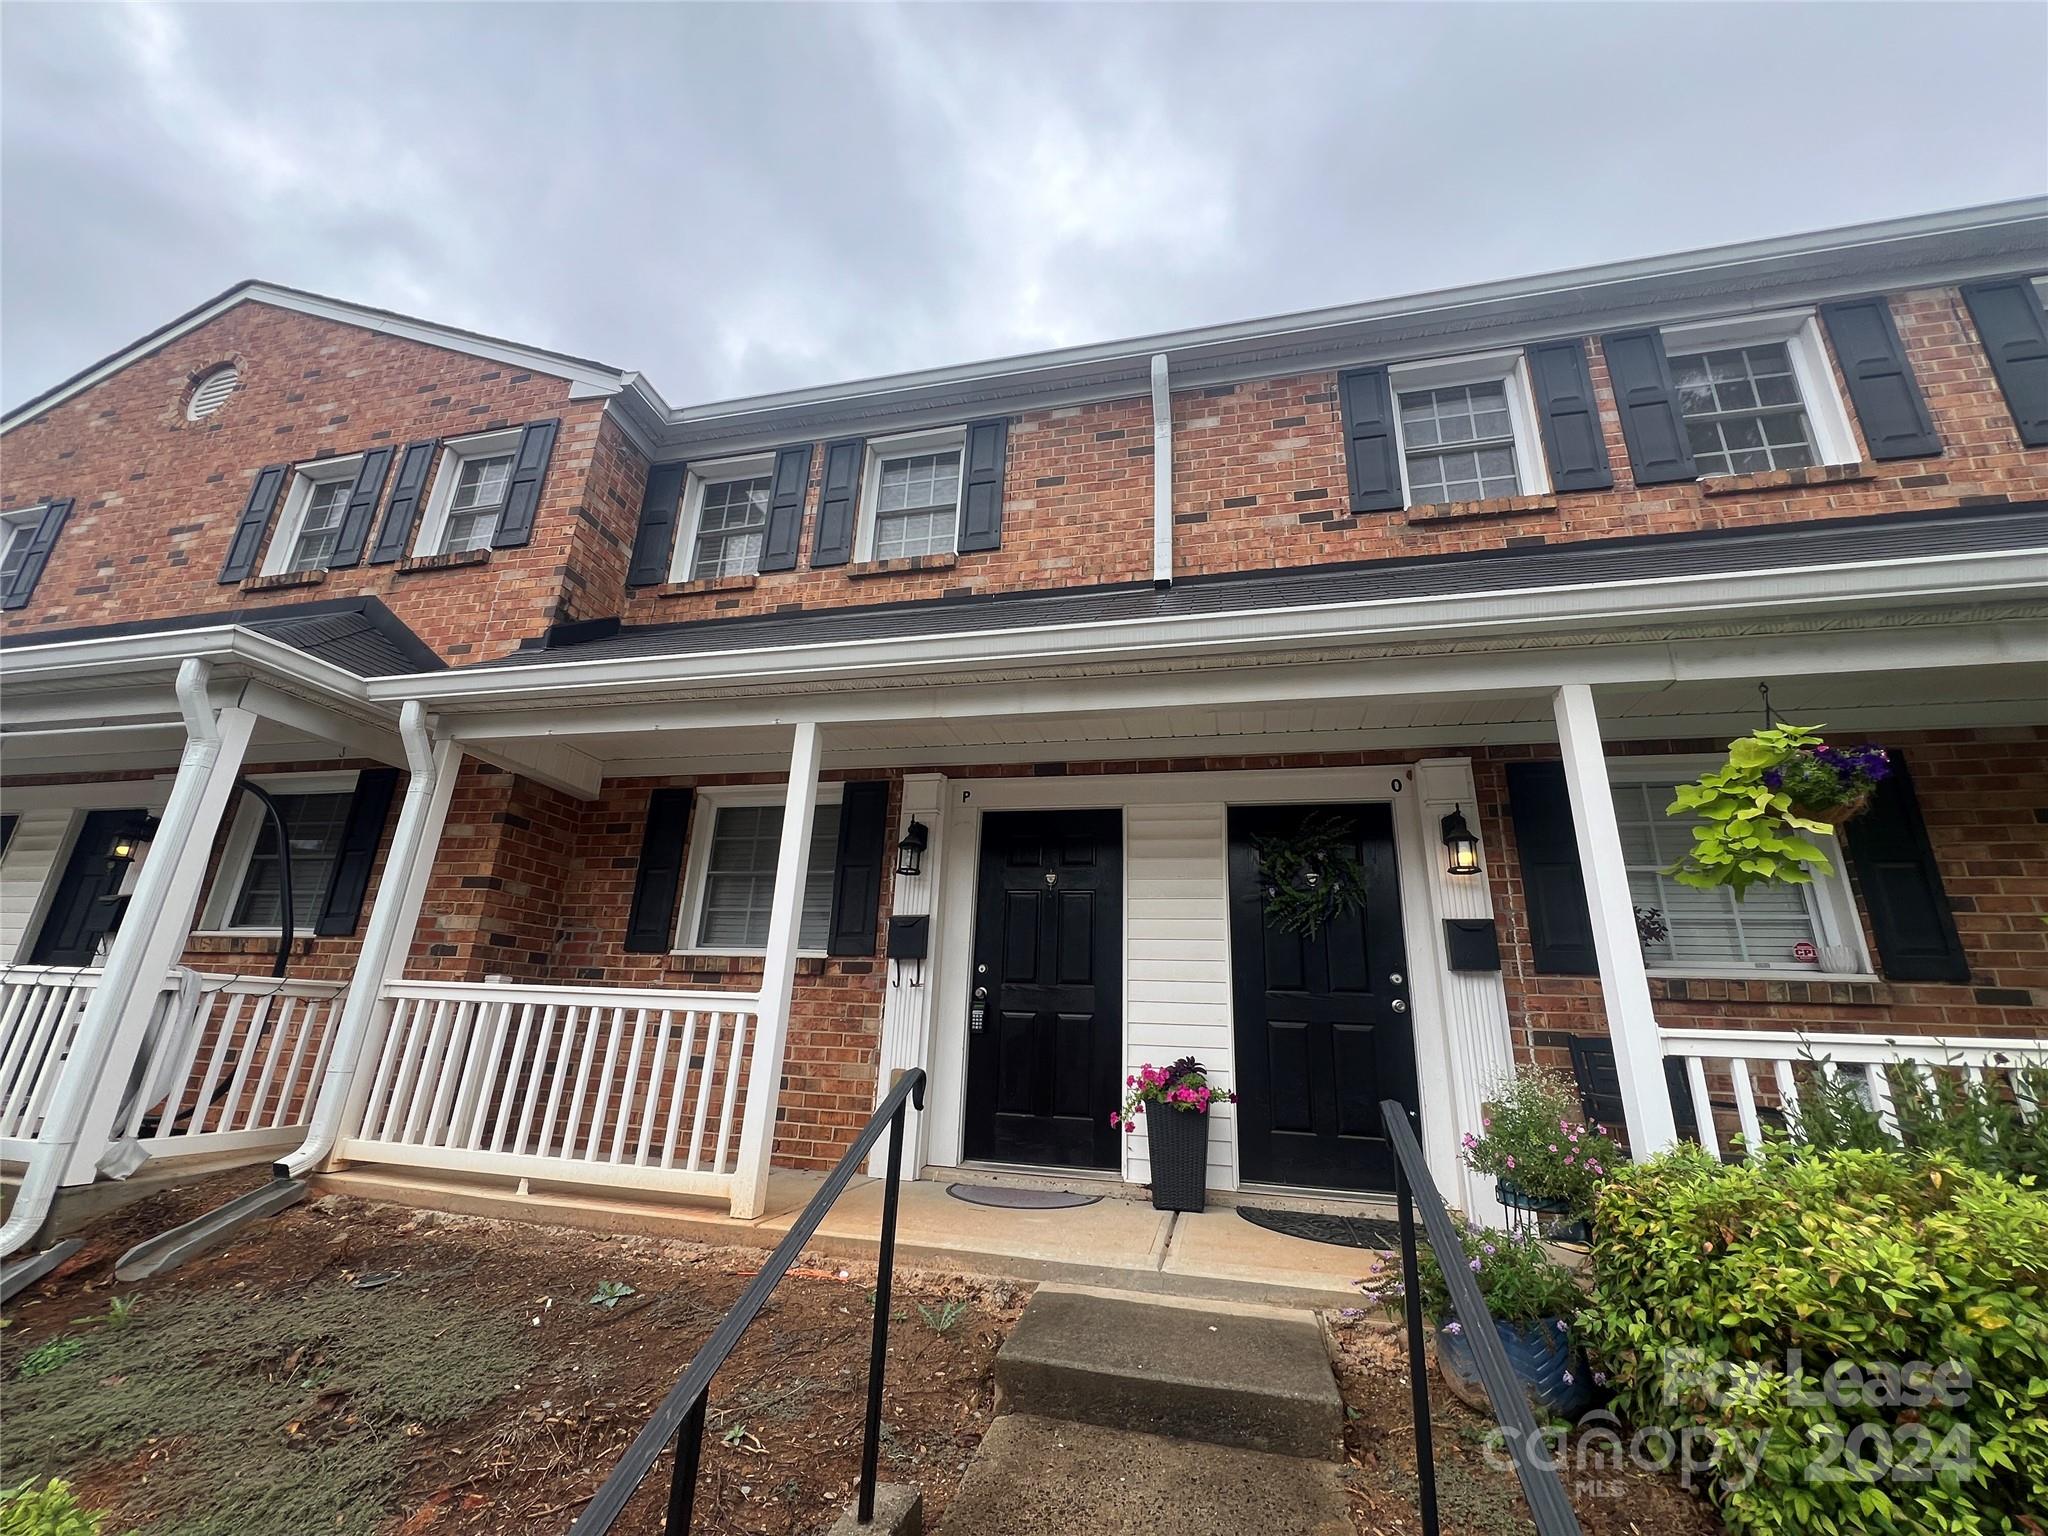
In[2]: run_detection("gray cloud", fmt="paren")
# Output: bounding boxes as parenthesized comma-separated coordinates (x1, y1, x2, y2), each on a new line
(4, 1, 2044, 412)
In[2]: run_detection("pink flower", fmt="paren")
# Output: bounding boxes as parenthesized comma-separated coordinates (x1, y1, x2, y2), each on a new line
(1110, 1112, 1121, 1129)
(1504, 1156, 1516, 1169)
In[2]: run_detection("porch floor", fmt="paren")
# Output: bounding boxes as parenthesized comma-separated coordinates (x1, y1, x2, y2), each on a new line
(315, 1165, 1379, 1309)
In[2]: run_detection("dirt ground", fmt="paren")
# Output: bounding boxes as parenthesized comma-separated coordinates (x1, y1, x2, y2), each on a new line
(4, 1171, 1725, 1536)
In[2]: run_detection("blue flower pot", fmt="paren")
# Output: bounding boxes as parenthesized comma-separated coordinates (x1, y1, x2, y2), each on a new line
(1436, 1317, 1593, 1421)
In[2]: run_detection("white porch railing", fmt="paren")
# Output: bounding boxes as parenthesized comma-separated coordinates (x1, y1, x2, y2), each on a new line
(0, 964, 347, 1171)
(1661, 1028, 2048, 1160)
(336, 979, 763, 1203)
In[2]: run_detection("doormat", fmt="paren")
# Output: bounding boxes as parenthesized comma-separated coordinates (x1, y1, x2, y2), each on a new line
(1237, 1206, 1404, 1251)
(945, 1183, 1102, 1210)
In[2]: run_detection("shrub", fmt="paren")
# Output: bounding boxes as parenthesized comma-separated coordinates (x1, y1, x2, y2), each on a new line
(1460, 1067, 1623, 1216)
(0, 1479, 133, 1536)
(1781, 1056, 2048, 1182)
(1578, 1144, 2048, 1534)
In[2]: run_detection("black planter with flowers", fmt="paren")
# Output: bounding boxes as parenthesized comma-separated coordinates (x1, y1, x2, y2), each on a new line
(1114, 1057, 1235, 1213)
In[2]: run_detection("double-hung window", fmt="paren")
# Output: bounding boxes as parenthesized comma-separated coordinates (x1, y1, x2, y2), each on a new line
(680, 791, 843, 953)
(674, 457, 774, 580)
(263, 460, 360, 576)
(0, 507, 43, 590)
(860, 430, 964, 560)
(200, 773, 358, 933)
(416, 430, 519, 556)
(1659, 312, 1857, 476)
(1388, 353, 1549, 507)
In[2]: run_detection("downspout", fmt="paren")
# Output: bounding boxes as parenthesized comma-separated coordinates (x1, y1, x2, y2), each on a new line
(0, 659, 221, 1257)
(274, 700, 441, 1179)
(1150, 352, 1173, 587)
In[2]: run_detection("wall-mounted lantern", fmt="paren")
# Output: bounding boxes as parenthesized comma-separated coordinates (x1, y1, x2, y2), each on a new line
(895, 820, 929, 879)
(1440, 808, 1481, 876)
(106, 814, 160, 873)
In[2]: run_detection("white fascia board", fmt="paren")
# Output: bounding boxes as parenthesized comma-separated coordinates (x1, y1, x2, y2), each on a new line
(372, 546, 2048, 712)
(0, 625, 382, 714)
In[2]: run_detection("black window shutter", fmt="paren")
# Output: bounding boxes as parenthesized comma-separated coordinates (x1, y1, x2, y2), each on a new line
(218, 465, 289, 583)
(1338, 366, 1404, 513)
(625, 787, 694, 954)
(810, 439, 865, 568)
(956, 418, 1009, 552)
(314, 767, 400, 936)
(1962, 277, 2048, 447)
(368, 440, 439, 565)
(1599, 329, 1699, 485)
(1505, 762, 1598, 976)
(1526, 340, 1615, 492)
(491, 419, 559, 549)
(758, 444, 814, 572)
(628, 461, 689, 586)
(827, 781, 890, 957)
(1, 497, 73, 611)
(1843, 756, 1969, 984)
(1819, 298, 1942, 461)
(326, 446, 396, 570)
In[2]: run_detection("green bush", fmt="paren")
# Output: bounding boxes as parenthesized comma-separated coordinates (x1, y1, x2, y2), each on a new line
(0, 1480, 132, 1536)
(1578, 1145, 2048, 1534)
(1782, 1057, 2048, 1182)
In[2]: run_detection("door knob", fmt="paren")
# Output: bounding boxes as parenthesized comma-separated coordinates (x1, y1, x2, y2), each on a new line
(1390, 998, 1407, 1013)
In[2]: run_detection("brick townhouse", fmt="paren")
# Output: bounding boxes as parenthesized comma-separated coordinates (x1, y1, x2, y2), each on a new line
(2, 199, 2045, 1252)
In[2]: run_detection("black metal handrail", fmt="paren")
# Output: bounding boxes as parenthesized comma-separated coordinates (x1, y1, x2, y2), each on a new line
(1381, 1099, 1584, 1536)
(569, 1067, 928, 1534)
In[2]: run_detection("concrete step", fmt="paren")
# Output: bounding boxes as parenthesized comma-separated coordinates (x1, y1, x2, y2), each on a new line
(939, 1413, 1353, 1536)
(993, 1285, 1345, 1461)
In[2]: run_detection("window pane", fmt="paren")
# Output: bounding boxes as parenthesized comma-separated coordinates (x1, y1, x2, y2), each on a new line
(228, 791, 352, 929)
(1667, 341, 1817, 475)
(1398, 382, 1520, 506)
(695, 803, 843, 950)
(873, 450, 961, 554)
(0, 522, 32, 587)
(690, 475, 772, 579)
(452, 454, 513, 511)
(286, 479, 352, 572)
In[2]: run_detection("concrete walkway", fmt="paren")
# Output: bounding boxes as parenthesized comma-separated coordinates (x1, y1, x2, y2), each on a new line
(317, 1166, 1378, 1308)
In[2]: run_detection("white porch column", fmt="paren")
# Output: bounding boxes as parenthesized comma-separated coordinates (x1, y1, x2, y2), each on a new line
(731, 721, 824, 1220)
(280, 702, 460, 1178)
(1552, 684, 1677, 1153)
(868, 772, 946, 1178)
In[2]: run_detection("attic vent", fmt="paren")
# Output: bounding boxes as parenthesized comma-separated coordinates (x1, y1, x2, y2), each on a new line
(186, 364, 239, 420)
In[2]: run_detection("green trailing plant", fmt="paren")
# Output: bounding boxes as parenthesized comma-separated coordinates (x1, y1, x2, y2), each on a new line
(1663, 724, 1890, 897)
(0, 1479, 135, 1536)
(1354, 1220, 1583, 1327)
(1460, 1067, 1624, 1217)
(1251, 811, 1368, 938)
(1578, 1144, 2048, 1534)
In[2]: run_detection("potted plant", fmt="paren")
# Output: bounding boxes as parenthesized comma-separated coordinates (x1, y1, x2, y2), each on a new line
(1461, 1068, 1623, 1243)
(1113, 1057, 1235, 1212)
(1356, 1221, 1594, 1420)
(1663, 723, 1891, 895)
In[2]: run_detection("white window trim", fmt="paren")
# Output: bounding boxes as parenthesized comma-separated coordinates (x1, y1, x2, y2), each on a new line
(413, 429, 522, 557)
(1608, 755, 1875, 981)
(0, 504, 46, 582)
(196, 769, 359, 936)
(1658, 309, 1859, 470)
(260, 457, 362, 577)
(1387, 349, 1551, 508)
(669, 452, 777, 583)
(855, 426, 967, 562)
(674, 783, 846, 957)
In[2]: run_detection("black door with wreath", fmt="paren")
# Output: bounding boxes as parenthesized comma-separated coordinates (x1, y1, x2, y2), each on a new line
(964, 809, 1124, 1170)
(29, 810, 144, 966)
(1227, 803, 1418, 1193)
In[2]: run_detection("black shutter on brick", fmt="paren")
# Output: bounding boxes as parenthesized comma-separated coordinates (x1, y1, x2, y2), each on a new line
(314, 767, 399, 936)
(1527, 340, 1615, 492)
(1820, 298, 1942, 461)
(368, 440, 438, 565)
(759, 444, 814, 572)
(627, 461, 689, 586)
(1962, 277, 2048, 447)
(624, 787, 694, 954)
(1338, 365, 1404, 513)
(1600, 329, 1699, 485)
(327, 446, 396, 570)
(1505, 762, 1598, 976)
(491, 419, 558, 549)
(1844, 756, 1970, 984)
(957, 418, 1009, 552)
(218, 464, 289, 583)
(1, 497, 73, 611)
(827, 781, 890, 957)
(810, 439, 865, 568)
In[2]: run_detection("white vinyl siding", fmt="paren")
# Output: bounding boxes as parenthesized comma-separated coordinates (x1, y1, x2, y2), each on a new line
(691, 803, 841, 952)
(0, 810, 69, 963)
(1122, 802, 1237, 1191)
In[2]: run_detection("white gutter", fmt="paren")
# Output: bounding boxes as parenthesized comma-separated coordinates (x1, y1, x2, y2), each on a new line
(276, 700, 448, 1179)
(366, 545, 2048, 710)
(1150, 354, 1173, 586)
(0, 660, 223, 1257)
(0, 624, 379, 700)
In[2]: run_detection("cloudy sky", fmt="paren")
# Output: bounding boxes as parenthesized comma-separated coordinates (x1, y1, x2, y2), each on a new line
(4, 2, 2044, 412)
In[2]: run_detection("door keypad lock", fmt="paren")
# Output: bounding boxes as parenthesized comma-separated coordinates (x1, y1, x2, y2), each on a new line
(971, 983, 988, 1033)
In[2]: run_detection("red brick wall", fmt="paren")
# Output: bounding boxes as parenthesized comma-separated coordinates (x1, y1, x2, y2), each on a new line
(0, 301, 624, 662)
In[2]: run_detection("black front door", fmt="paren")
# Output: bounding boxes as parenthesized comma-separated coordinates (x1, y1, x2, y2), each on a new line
(29, 810, 143, 966)
(1228, 803, 1418, 1193)
(964, 809, 1123, 1170)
